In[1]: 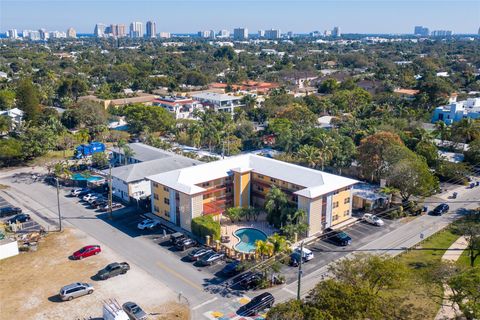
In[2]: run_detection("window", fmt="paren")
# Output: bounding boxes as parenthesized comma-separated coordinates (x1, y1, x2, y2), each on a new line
(163, 186, 169, 192)
(333, 201, 339, 209)
(153, 193, 159, 200)
(164, 198, 170, 205)
(343, 210, 350, 217)
(270, 178, 277, 183)
(332, 214, 339, 221)
(202, 182, 210, 187)
(257, 174, 264, 179)
(333, 190, 339, 195)
(344, 197, 350, 204)
(153, 183, 159, 188)
(257, 185, 264, 192)
(226, 187, 232, 193)
(203, 194, 209, 200)
(153, 206, 159, 213)
(164, 210, 170, 217)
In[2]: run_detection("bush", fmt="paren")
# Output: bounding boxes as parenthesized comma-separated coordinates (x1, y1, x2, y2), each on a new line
(191, 215, 220, 241)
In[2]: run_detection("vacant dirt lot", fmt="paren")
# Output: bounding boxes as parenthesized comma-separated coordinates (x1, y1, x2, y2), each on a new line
(0, 228, 189, 319)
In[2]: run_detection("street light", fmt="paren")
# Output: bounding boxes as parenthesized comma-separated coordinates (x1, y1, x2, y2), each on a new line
(55, 177, 62, 232)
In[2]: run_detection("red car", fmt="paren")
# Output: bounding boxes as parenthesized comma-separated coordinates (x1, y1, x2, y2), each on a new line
(72, 245, 101, 260)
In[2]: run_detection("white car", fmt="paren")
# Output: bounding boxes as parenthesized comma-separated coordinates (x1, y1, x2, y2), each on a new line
(70, 188, 84, 196)
(363, 213, 384, 226)
(82, 193, 99, 202)
(137, 219, 161, 230)
(294, 247, 314, 261)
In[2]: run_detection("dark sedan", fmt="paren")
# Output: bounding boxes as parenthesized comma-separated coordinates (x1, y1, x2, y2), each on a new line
(237, 292, 275, 317)
(97, 262, 130, 280)
(175, 238, 197, 251)
(324, 227, 352, 246)
(198, 252, 224, 266)
(7, 213, 31, 224)
(432, 203, 449, 216)
(0, 206, 22, 217)
(221, 260, 242, 277)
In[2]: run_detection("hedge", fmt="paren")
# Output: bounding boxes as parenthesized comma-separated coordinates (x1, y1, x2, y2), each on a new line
(191, 215, 221, 241)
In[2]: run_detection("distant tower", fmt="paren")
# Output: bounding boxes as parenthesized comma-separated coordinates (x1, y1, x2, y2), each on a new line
(6, 29, 18, 39)
(146, 21, 156, 38)
(129, 22, 143, 38)
(332, 26, 341, 37)
(94, 23, 106, 37)
(67, 27, 77, 38)
(233, 27, 248, 40)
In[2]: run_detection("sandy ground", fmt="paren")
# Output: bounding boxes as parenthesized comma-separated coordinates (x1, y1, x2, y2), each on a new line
(0, 228, 189, 320)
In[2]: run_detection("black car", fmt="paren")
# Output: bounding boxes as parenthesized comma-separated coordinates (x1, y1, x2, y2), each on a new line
(175, 238, 197, 251)
(0, 206, 22, 217)
(8, 213, 31, 224)
(221, 260, 242, 277)
(238, 271, 263, 290)
(76, 188, 92, 197)
(188, 248, 213, 261)
(90, 199, 108, 208)
(237, 292, 275, 317)
(432, 203, 449, 216)
(170, 232, 186, 245)
(324, 227, 352, 246)
(96, 262, 130, 280)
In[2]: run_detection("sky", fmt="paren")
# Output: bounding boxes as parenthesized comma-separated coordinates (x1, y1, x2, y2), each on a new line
(1, 0, 479, 34)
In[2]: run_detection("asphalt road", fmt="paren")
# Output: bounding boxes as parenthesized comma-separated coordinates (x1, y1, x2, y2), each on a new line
(1, 169, 479, 319)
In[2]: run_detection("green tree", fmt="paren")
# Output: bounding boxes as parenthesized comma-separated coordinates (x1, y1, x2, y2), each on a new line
(21, 126, 57, 159)
(255, 239, 274, 259)
(415, 141, 439, 167)
(61, 101, 107, 129)
(267, 233, 290, 255)
(265, 186, 289, 227)
(451, 118, 480, 143)
(448, 267, 480, 319)
(296, 145, 320, 168)
(91, 152, 109, 169)
(225, 207, 244, 223)
(452, 211, 480, 267)
(465, 138, 480, 165)
(121, 104, 175, 134)
(0, 138, 23, 166)
(0, 116, 12, 132)
(433, 120, 450, 143)
(16, 78, 41, 123)
(0, 89, 16, 110)
(318, 78, 339, 94)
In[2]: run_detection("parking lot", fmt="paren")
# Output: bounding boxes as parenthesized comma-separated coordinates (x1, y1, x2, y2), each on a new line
(0, 194, 44, 233)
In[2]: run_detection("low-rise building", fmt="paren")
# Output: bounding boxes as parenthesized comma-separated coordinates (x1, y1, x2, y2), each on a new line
(153, 96, 201, 119)
(111, 142, 173, 165)
(191, 92, 244, 115)
(148, 154, 358, 236)
(0, 108, 24, 131)
(432, 97, 480, 124)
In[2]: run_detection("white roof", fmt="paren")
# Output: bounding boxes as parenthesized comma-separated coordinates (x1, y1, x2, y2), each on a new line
(191, 92, 242, 102)
(147, 154, 357, 198)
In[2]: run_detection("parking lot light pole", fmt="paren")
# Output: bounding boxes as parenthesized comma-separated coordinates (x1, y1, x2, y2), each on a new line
(297, 241, 304, 300)
(55, 177, 62, 232)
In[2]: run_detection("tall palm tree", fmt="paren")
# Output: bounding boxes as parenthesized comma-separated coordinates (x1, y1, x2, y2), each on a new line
(297, 145, 320, 168)
(255, 240, 274, 259)
(267, 233, 290, 254)
(433, 120, 450, 144)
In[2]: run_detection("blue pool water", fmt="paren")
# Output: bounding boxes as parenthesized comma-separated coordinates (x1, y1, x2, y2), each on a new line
(71, 173, 104, 182)
(233, 228, 268, 253)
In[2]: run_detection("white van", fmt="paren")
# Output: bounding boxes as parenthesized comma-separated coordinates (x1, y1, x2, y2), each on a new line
(294, 247, 314, 261)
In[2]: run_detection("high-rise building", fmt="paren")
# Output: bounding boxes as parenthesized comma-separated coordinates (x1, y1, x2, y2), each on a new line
(233, 28, 248, 40)
(6, 29, 18, 39)
(129, 21, 143, 38)
(431, 30, 453, 37)
(67, 27, 76, 38)
(414, 26, 430, 36)
(24, 30, 41, 41)
(258, 30, 265, 38)
(111, 24, 127, 37)
(265, 29, 281, 40)
(49, 31, 67, 39)
(146, 21, 156, 38)
(198, 30, 215, 39)
(332, 26, 341, 37)
(218, 29, 230, 38)
(38, 28, 48, 40)
(94, 23, 106, 37)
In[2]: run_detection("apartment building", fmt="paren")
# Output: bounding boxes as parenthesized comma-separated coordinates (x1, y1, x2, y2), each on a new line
(153, 96, 201, 120)
(148, 154, 357, 236)
(191, 92, 244, 115)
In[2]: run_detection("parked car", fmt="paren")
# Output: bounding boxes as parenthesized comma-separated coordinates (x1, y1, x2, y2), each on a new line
(221, 260, 242, 277)
(198, 252, 224, 266)
(293, 247, 314, 261)
(72, 245, 101, 260)
(77, 189, 92, 197)
(0, 206, 22, 217)
(99, 202, 122, 212)
(363, 213, 385, 226)
(87, 195, 104, 204)
(289, 251, 306, 267)
(237, 292, 274, 317)
(70, 188, 88, 197)
(188, 248, 213, 261)
(238, 272, 263, 290)
(90, 198, 108, 208)
(59, 282, 94, 301)
(122, 301, 147, 320)
(97, 262, 130, 280)
(137, 219, 161, 230)
(324, 228, 352, 246)
(170, 232, 186, 245)
(82, 193, 99, 202)
(432, 203, 449, 216)
(7, 213, 30, 224)
(175, 238, 197, 251)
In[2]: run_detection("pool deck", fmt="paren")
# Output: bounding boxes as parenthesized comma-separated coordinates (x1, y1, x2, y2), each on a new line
(220, 215, 277, 251)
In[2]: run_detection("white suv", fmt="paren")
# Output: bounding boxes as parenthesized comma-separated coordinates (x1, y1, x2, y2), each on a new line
(294, 247, 314, 261)
(137, 219, 161, 230)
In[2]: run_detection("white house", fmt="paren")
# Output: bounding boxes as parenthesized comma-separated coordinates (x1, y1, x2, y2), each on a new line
(432, 97, 480, 125)
(0, 108, 24, 131)
(191, 92, 245, 115)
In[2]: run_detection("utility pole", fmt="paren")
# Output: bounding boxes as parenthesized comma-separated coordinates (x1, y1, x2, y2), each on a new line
(297, 241, 304, 300)
(108, 163, 113, 220)
(56, 178, 62, 232)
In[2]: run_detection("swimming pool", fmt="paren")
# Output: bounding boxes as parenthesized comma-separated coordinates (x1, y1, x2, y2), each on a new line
(71, 173, 104, 182)
(233, 228, 268, 253)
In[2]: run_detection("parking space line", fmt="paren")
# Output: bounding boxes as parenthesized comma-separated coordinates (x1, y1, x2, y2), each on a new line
(192, 297, 218, 310)
(156, 261, 203, 291)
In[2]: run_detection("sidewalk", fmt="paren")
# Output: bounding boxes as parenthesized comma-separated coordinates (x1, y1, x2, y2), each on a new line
(434, 236, 467, 320)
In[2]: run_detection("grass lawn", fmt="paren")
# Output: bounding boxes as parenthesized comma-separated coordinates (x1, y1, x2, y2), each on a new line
(30, 150, 74, 166)
(456, 248, 480, 267)
(393, 228, 461, 319)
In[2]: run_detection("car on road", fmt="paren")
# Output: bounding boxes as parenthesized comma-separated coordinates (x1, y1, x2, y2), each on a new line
(238, 271, 263, 290)
(122, 301, 147, 320)
(137, 219, 161, 230)
(289, 251, 308, 267)
(363, 213, 385, 226)
(198, 252, 224, 266)
(188, 248, 213, 261)
(324, 228, 352, 246)
(72, 245, 101, 260)
(7, 213, 31, 224)
(175, 238, 197, 251)
(59, 282, 94, 301)
(170, 232, 186, 245)
(96, 262, 130, 280)
(99, 202, 122, 212)
(0, 206, 22, 217)
(237, 292, 274, 317)
(293, 247, 314, 261)
(432, 203, 449, 216)
(221, 260, 242, 277)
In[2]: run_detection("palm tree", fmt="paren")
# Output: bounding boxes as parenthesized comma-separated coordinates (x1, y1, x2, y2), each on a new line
(267, 233, 290, 254)
(116, 140, 135, 165)
(433, 120, 450, 144)
(297, 145, 320, 168)
(255, 240, 274, 259)
(265, 186, 288, 227)
(452, 118, 480, 143)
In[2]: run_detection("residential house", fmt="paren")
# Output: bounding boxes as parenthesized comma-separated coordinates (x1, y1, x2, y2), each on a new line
(431, 97, 480, 124)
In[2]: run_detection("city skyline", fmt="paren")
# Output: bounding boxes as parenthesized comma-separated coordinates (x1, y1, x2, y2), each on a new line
(1, 1, 479, 34)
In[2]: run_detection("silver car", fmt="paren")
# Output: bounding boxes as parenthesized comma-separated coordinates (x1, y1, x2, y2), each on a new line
(59, 282, 94, 301)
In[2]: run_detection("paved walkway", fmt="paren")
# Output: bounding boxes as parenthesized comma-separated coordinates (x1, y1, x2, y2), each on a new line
(434, 236, 468, 320)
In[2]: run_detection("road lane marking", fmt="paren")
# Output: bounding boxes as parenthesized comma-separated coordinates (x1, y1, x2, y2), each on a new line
(156, 261, 203, 291)
(192, 297, 218, 310)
